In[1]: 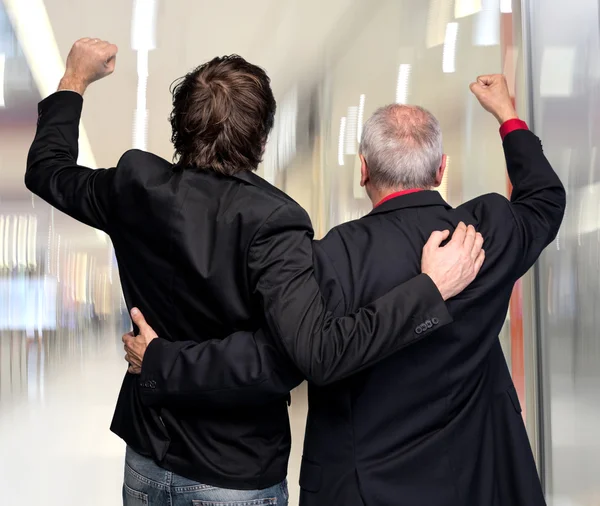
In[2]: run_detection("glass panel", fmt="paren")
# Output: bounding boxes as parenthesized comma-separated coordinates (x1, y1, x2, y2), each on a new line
(528, 0, 600, 503)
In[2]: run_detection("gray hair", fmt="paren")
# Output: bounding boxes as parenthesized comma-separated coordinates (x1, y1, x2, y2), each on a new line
(359, 104, 443, 189)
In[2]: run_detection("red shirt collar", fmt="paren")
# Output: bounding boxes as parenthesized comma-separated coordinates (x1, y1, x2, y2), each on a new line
(374, 188, 423, 208)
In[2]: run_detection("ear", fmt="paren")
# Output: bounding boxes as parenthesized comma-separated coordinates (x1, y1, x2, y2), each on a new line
(360, 154, 369, 187)
(433, 154, 447, 188)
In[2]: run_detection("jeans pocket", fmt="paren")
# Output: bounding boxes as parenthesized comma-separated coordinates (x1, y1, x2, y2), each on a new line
(186, 481, 285, 506)
(192, 500, 277, 506)
(123, 482, 149, 506)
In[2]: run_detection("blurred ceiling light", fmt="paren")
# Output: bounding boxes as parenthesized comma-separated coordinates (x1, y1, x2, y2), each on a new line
(277, 86, 298, 169)
(0, 53, 5, 107)
(27, 214, 37, 269)
(455, 0, 482, 18)
(46, 219, 51, 274)
(500, 0, 512, 13)
(132, 0, 158, 50)
(345, 106, 358, 155)
(427, 0, 453, 48)
(11, 215, 17, 269)
(56, 234, 61, 282)
(540, 47, 575, 97)
(17, 215, 27, 268)
(443, 23, 459, 73)
(75, 253, 88, 303)
(396, 64, 412, 104)
(3, 0, 96, 167)
(576, 180, 600, 236)
(133, 49, 149, 150)
(474, 0, 500, 46)
(131, 0, 158, 151)
(262, 121, 278, 184)
(357, 94, 366, 143)
(338, 117, 347, 166)
(261, 86, 297, 182)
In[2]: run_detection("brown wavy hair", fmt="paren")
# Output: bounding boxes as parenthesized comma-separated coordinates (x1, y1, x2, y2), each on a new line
(169, 55, 276, 175)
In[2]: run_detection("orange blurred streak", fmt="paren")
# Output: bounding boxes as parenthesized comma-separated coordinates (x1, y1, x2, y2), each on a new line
(501, 12, 527, 423)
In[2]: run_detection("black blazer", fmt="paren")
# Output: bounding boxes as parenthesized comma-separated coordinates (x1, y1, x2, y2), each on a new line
(137, 128, 565, 505)
(298, 128, 564, 506)
(26, 91, 452, 490)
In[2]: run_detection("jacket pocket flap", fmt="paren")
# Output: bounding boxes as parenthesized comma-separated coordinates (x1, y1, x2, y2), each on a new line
(507, 386, 522, 413)
(299, 458, 322, 493)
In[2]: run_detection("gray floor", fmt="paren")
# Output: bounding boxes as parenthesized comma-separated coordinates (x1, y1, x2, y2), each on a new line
(0, 329, 308, 506)
(2, 327, 599, 506)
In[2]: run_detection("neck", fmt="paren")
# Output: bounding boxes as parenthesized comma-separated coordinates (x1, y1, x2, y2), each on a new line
(369, 186, 426, 208)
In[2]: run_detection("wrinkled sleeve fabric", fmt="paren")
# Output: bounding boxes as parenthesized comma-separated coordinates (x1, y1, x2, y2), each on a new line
(25, 91, 115, 231)
(500, 128, 566, 278)
(139, 330, 303, 408)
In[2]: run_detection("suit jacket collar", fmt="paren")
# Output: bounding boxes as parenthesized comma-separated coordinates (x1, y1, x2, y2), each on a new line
(231, 169, 302, 207)
(231, 169, 264, 187)
(366, 190, 451, 216)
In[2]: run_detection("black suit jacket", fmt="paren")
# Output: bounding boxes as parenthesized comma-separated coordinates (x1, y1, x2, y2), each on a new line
(25, 91, 452, 490)
(297, 129, 564, 506)
(138, 127, 564, 505)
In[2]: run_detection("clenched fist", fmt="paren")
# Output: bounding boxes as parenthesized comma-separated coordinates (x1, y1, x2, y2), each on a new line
(58, 38, 118, 95)
(469, 74, 518, 125)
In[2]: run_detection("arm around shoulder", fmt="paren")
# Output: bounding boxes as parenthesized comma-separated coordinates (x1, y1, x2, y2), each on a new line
(248, 202, 453, 385)
(138, 330, 303, 408)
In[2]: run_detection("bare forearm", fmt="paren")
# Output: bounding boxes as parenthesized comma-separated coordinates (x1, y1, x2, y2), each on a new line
(58, 74, 88, 96)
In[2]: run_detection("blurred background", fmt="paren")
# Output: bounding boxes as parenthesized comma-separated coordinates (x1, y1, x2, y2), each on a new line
(0, 0, 597, 504)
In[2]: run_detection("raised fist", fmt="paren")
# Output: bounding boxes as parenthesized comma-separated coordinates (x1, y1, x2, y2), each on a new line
(469, 74, 518, 125)
(61, 38, 118, 93)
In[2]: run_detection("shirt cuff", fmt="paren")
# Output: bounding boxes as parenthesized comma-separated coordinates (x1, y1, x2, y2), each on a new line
(500, 118, 529, 140)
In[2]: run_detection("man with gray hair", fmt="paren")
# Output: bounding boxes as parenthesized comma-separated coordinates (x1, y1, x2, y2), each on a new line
(294, 75, 564, 506)
(359, 104, 445, 193)
(129, 75, 565, 505)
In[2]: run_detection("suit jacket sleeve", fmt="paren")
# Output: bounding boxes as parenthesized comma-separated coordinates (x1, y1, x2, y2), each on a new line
(502, 129, 566, 277)
(25, 92, 116, 231)
(137, 238, 347, 408)
(312, 239, 347, 316)
(139, 222, 448, 406)
(137, 234, 453, 408)
(247, 203, 453, 385)
(139, 329, 304, 408)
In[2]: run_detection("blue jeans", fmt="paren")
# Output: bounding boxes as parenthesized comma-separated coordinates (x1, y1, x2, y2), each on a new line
(123, 447, 289, 506)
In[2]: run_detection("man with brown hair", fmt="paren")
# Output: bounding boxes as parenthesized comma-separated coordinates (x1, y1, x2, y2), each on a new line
(26, 39, 484, 505)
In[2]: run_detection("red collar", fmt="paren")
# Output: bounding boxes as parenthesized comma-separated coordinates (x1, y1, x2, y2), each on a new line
(374, 189, 423, 208)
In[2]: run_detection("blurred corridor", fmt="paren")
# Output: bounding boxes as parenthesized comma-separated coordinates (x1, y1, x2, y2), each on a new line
(0, 0, 599, 504)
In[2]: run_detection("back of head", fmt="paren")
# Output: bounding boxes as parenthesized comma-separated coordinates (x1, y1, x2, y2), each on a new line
(359, 104, 443, 189)
(169, 55, 276, 175)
